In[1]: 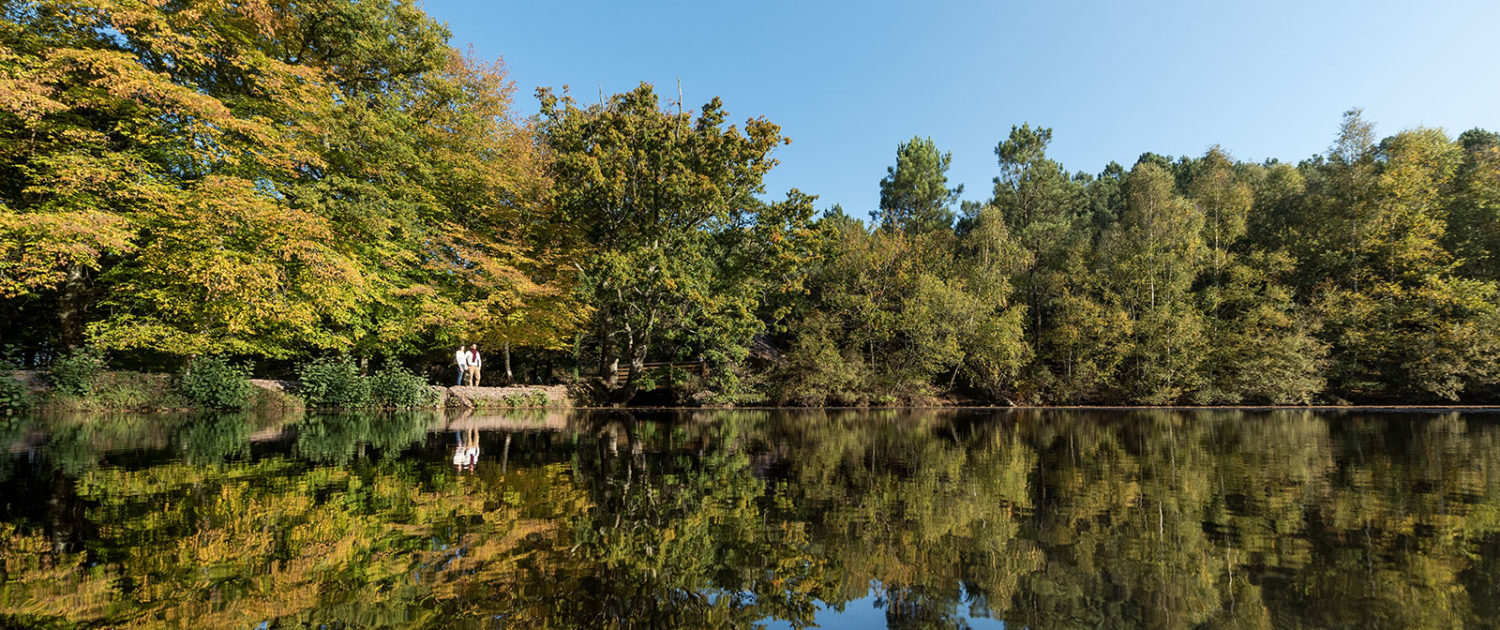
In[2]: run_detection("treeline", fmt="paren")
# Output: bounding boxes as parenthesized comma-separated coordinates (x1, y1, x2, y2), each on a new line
(4, 0, 1499, 405)
(773, 120, 1500, 405)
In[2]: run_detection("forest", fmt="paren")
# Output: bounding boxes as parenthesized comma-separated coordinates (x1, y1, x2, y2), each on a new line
(4, 0, 1500, 405)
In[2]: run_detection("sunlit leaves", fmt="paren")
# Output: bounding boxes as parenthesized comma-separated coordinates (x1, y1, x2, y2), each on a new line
(0, 0, 575, 357)
(538, 83, 812, 392)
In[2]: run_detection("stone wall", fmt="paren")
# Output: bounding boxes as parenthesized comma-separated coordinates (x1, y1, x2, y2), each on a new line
(443, 385, 573, 409)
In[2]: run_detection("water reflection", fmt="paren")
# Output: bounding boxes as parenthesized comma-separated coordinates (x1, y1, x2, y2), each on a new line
(2, 409, 1499, 628)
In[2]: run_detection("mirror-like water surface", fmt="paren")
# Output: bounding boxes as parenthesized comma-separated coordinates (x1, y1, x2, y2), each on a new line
(2, 409, 1499, 629)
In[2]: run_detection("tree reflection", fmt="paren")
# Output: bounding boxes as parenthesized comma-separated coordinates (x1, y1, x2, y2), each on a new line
(294, 410, 440, 465)
(2, 409, 1500, 628)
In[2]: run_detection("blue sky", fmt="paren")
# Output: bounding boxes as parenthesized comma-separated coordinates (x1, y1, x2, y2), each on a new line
(419, 0, 1500, 214)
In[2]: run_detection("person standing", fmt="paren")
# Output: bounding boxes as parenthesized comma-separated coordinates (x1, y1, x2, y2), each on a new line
(465, 343, 482, 387)
(454, 344, 470, 387)
(452, 442, 467, 471)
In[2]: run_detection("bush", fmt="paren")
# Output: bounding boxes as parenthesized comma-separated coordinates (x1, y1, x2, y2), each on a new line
(369, 364, 438, 408)
(0, 346, 29, 411)
(49, 346, 106, 396)
(631, 372, 659, 393)
(772, 316, 869, 406)
(177, 355, 254, 409)
(0, 374, 29, 411)
(296, 355, 372, 408)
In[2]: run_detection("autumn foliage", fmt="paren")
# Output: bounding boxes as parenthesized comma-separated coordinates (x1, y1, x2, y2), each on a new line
(0, 0, 577, 358)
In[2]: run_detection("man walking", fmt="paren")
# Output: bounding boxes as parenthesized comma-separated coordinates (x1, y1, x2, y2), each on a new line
(454, 344, 470, 387)
(466, 343, 482, 387)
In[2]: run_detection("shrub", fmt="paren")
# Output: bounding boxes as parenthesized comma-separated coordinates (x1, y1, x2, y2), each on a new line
(369, 364, 438, 408)
(0, 374, 29, 411)
(177, 355, 254, 409)
(0, 346, 29, 411)
(772, 316, 869, 406)
(0, 358, 28, 413)
(631, 372, 658, 393)
(49, 346, 106, 396)
(296, 355, 371, 408)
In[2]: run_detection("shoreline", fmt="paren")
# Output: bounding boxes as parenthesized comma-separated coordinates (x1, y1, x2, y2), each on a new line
(13, 403, 1500, 414)
(11, 369, 1500, 414)
(580, 404, 1500, 413)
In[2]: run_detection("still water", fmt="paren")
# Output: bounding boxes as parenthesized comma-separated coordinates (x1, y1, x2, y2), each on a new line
(2, 408, 1499, 629)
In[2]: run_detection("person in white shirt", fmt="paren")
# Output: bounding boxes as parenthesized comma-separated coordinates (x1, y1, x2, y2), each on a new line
(453, 427, 479, 472)
(454, 345, 470, 387)
(465, 343, 482, 387)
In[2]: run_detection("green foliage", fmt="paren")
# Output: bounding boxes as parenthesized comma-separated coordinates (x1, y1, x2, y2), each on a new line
(878, 136, 963, 234)
(1, 0, 1498, 407)
(1103, 161, 1213, 404)
(44, 372, 190, 411)
(629, 371, 659, 394)
(48, 347, 106, 396)
(1445, 130, 1500, 280)
(768, 116, 1500, 405)
(539, 83, 819, 399)
(296, 356, 372, 409)
(499, 391, 550, 408)
(1198, 253, 1328, 404)
(772, 313, 869, 406)
(0, 348, 29, 411)
(86, 374, 175, 410)
(0, 375, 29, 412)
(369, 364, 439, 409)
(1, 0, 576, 363)
(176, 356, 254, 409)
(466, 389, 550, 408)
(775, 188, 1031, 405)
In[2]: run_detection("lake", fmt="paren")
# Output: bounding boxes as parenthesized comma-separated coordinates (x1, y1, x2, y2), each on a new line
(2, 408, 1499, 628)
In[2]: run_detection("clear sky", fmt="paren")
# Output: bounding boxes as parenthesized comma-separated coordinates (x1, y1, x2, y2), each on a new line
(418, 0, 1500, 215)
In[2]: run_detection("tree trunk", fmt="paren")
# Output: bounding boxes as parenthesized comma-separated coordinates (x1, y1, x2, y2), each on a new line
(618, 332, 650, 403)
(597, 309, 620, 387)
(57, 265, 89, 349)
(601, 340, 619, 387)
(503, 341, 513, 384)
(612, 330, 654, 405)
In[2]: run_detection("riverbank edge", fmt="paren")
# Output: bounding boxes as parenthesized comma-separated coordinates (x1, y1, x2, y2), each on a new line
(4, 370, 575, 413)
(605, 404, 1500, 412)
(11, 370, 1500, 414)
